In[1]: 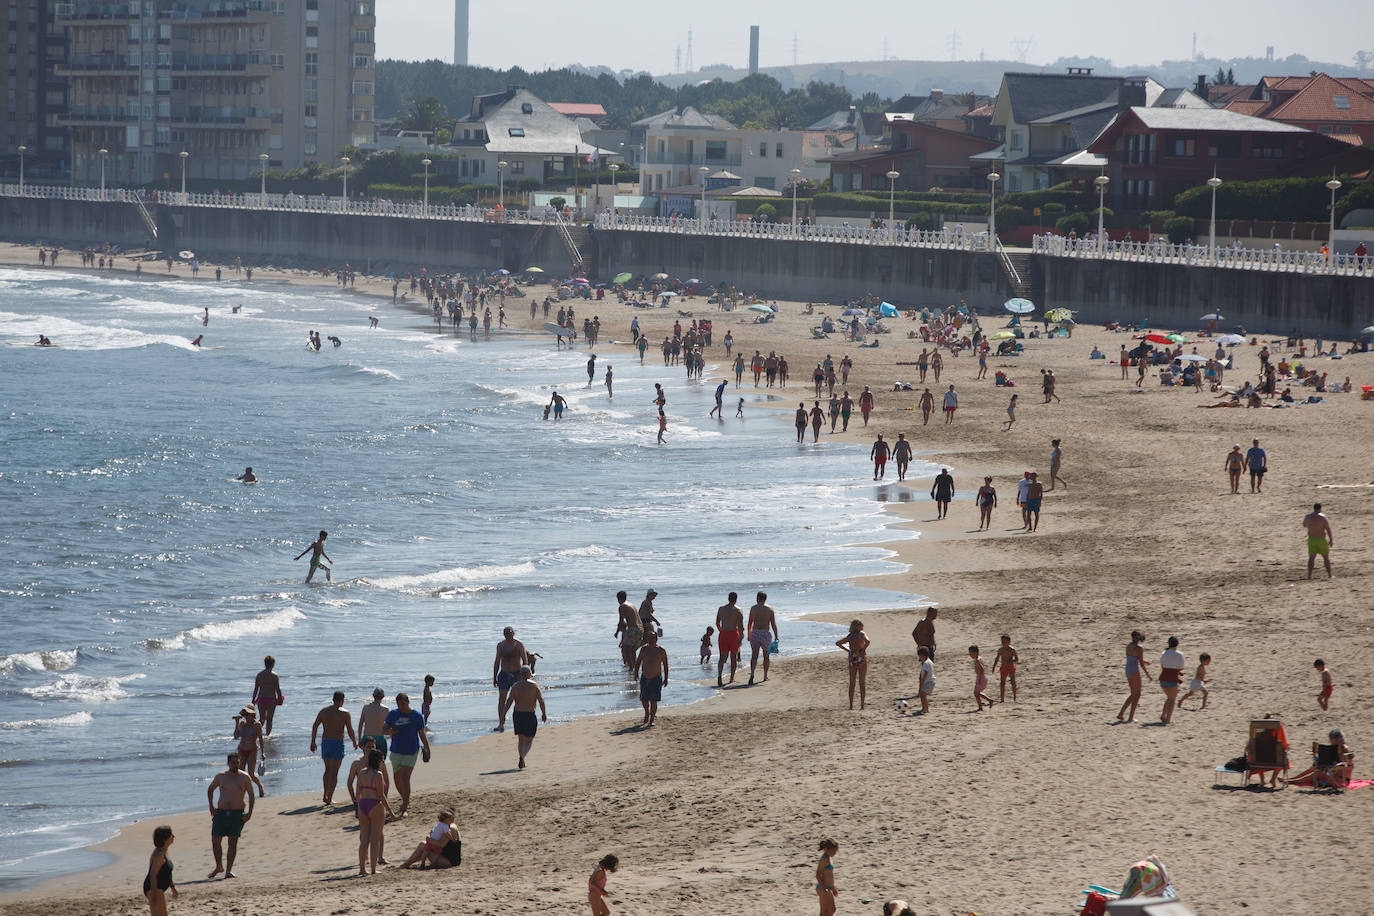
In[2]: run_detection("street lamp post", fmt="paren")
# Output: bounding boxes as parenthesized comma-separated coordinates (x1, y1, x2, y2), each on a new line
(259, 153, 269, 207)
(608, 162, 620, 217)
(497, 159, 507, 210)
(179, 150, 189, 197)
(421, 157, 431, 213)
(1326, 177, 1342, 272)
(1206, 172, 1222, 262)
(1094, 174, 1110, 257)
(790, 167, 801, 236)
(699, 164, 709, 230)
(339, 156, 350, 208)
(98, 147, 108, 199)
(986, 171, 1000, 250)
(17, 145, 26, 195)
(886, 169, 900, 244)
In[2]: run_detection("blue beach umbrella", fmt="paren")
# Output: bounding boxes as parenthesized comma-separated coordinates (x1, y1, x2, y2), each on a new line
(879, 302, 899, 318)
(1003, 298, 1035, 314)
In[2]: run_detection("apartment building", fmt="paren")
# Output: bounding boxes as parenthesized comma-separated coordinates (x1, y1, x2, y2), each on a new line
(56, 0, 374, 186)
(3, 0, 70, 180)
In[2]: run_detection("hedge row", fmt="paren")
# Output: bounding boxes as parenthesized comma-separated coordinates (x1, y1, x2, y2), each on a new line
(1173, 175, 1355, 222)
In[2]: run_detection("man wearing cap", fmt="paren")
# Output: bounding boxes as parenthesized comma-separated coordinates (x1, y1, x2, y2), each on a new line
(492, 627, 528, 732)
(383, 693, 429, 817)
(639, 589, 661, 636)
(499, 666, 547, 768)
(633, 632, 669, 726)
(310, 690, 357, 806)
(357, 688, 391, 767)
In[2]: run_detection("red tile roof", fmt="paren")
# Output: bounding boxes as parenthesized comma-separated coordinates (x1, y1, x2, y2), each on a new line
(548, 103, 607, 118)
(1330, 133, 1365, 147)
(1224, 100, 1268, 116)
(1267, 73, 1374, 122)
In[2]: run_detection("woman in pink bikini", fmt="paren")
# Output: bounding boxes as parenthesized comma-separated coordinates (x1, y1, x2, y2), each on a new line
(588, 853, 618, 915)
(834, 620, 870, 710)
(348, 749, 393, 875)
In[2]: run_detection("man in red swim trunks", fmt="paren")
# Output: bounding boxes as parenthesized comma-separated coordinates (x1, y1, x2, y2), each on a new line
(715, 593, 745, 687)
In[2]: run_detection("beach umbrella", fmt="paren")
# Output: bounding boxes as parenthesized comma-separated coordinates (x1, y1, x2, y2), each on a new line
(748, 304, 774, 313)
(572, 278, 590, 286)
(842, 307, 865, 316)
(1361, 326, 1374, 335)
(652, 272, 669, 280)
(686, 278, 701, 285)
(989, 330, 1016, 340)
(1199, 312, 1222, 321)
(1175, 353, 1207, 362)
(493, 268, 511, 276)
(612, 272, 632, 284)
(524, 266, 544, 273)
(1216, 333, 1246, 345)
(1143, 333, 1175, 344)
(661, 291, 677, 298)
(1044, 307, 1074, 322)
(1165, 333, 1188, 343)
(879, 302, 899, 318)
(178, 250, 195, 260)
(1003, 298, 1035, 314)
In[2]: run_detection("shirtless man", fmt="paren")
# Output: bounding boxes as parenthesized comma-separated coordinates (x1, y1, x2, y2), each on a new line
(207, 753, 255, 879)
(1303, 503, 1334, 579)
(498, 666, 547, 768)
(715, 592, 745, 687)
(918, 388, 935, 425)
(294, 530, 331, 583)
(1024, 472, 1044, 532)
(492, 627, 528, 731)
(310, 690, 357, 805)
(893, 433, 913, 481)
(911, 607, 938, 661)
(632, 632, 670, 726)
(746, 592, 779, 685)
(357, 688, 391, 767)
(614, 590, 641, 668)
(251, 656, 283, 735)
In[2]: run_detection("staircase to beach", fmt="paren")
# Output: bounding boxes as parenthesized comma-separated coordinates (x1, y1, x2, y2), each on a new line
(998, 246, 1034, 301)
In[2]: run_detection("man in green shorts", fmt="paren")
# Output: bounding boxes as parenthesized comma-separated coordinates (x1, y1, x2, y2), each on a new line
(1303, 503, 1334, 579)
(294, 530, 331, 583)
(207, 752, 255, 879)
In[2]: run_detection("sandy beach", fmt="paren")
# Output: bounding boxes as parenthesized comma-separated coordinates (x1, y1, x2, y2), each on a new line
(3, 241, 1373, 916)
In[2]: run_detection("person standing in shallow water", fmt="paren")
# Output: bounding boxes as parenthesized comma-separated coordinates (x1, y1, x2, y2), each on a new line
(295, 530, 331, 583)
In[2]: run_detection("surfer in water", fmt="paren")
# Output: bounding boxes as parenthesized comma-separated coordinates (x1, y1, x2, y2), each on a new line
(191, 335, 204, 347)
(327, 336, 342, 348)
(236, 467, 257, 484)
(36, 335, 52, 346)
(295, 530, 332, 583)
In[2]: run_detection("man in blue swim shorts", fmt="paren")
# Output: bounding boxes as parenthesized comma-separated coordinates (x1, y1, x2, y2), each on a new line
(632, 631, 670, 727)
(1024, 472, 1044, 532)
(310, 690, 357, 806)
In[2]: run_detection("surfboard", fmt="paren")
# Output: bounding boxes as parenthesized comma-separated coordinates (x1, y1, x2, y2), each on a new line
(201, 345, 225, 350)
(306, 343, 320, 352)
(7, 341, 58, 347)
(543, 322, 576, 338)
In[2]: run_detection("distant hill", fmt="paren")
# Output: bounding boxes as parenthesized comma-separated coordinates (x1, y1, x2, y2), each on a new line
(655, 54, 1372, 98)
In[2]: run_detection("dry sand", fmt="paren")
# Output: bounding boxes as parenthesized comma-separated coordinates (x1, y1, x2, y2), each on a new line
(2, 242, 1373, 915)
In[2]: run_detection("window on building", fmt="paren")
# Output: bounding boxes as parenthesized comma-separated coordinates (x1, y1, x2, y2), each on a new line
(351, 81, 372, 95)
(759, 142, 767, 157)
(352, 108, 371, 122)
(508, 127, 524, 137)
(1252, 140, 1284, 159)
(1207, 136, 1240, 158)
(303, 131, 316, 155)
(304, 52, 316, 75)
(352, 55, 371, 68)
(1167, 136, 1195, 157)
(510, 160, 524, 173)
(1334, 95, 1350, 110)
(305, 26, 317, 50)
(754, 176, 775, 190)
(353, 30, 371, 43)
(269, 53, 283, 69)
(775, 143, 783, 158)
(705, 140, 726, 161)
(1010, 129, 1024, 151)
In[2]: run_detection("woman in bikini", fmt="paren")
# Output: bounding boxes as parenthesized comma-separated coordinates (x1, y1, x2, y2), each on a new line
(1117, 631, 1150, 723)
(588, 853, 618, 916)
(815, 838, 839, 916)
(348, 749, 394, 876)
(835, 620, 870, 710)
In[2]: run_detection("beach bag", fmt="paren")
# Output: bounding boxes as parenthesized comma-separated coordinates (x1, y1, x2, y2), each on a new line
(770, 639, 780, 654)
(1080, 891, 1109, 916)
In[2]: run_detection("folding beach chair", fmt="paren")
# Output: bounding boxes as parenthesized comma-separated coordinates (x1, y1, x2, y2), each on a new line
(1245, 719, 1289, 788)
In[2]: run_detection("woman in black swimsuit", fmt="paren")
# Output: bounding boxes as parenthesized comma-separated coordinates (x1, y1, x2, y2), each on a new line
(143, 824, 177, 915)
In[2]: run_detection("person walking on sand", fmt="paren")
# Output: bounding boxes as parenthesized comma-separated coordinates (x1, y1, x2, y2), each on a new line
(1117, 631, 1149, 723)
(1246, 438, 1266, 492)
(893, 433, 912, 481)
(348, 748, 394, 876)
(1303, 503, 1334, 579)
(143, 825, 178, 916)
(911, 607, 937, 661)
(919, 388, 934, 425)
(715, 592, 745, 687)
(840, 391, 854, 431)
(206, 753, 254, 879)
(746, 592, 779, 685)
(357, 688, 390, 769)
(835, 620, 870, 710)
(1314, 659, 1334, 709)
(1159, 636, 1185, 725)
(870, 434, 889, 480)
(930, 350, 943, 383)
(916, 646, 935, 714)
(1225, 444, 1245, 494)
(1024, 472, 1043, 531)
(499, 666, 547, 768)
(588, 854, 619, 916)
(633, 631, 669, 726)
(930, 468, 954, 519)
(992, 634, 1018, 702)
(969, 645, 994, 711)
(382, 693, 428, 818)
(252, 656, 283, 736)
(1048, 439, 1067, 491)
(492, 627, 528, 731)
(942, 384, 958, 424)
(295, 530, 331, 583)
(859, 386, 875, 426)
(815, 839, 839, 916)
(1002, 393, 1018, 431)
(1120, 344, 1130, 380)
(976, 476, 997, 530)
(828, 392, 841, 432)
(310, 690, 357, 805)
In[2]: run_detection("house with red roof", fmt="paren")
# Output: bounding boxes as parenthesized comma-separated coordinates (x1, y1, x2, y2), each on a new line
(1222, 73, 1374, 145)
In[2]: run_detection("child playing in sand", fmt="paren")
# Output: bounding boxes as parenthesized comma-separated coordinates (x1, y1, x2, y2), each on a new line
(1315, 659, 1334, 709)
(422, 675, 435, 719)
(992, 634, 1018, 702)
(969, 646, 993, 711)
(1180, 653, 1211, 709)
(700, 627, 714, 664)
(400, 808, 461, 869)
(588, 854, 618, 916)
(916, 647, 934, 714)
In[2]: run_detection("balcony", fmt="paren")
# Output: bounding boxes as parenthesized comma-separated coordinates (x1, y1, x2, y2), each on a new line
(164, 2, 270, 21)
(644, 151, 742, 168)
(57, 55, 137, 74)
(171, 105, 269, 127)
(55, 2, 138, 23)
(58, 104, 139, 125)
(172, 54, 270, 74)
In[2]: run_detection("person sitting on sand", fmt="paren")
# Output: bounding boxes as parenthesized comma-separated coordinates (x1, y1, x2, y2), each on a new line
(1287, 728, 1355, 788)
(400, 808, 461, 869)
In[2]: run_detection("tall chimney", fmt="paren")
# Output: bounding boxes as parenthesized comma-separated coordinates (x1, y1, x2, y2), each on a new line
(1196, 74, 1207, 97)
(749, 25, 759, 75)
(454, 0, 469, 67)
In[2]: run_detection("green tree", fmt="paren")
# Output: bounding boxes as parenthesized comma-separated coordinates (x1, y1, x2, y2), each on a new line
(400, 95, 449, 133)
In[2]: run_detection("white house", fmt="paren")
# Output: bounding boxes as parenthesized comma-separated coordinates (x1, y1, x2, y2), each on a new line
(444, 86, 617, 185)
(639, 107, 835, 194)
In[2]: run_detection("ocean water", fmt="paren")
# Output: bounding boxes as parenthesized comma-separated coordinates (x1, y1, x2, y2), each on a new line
(0, 267, 924, 888)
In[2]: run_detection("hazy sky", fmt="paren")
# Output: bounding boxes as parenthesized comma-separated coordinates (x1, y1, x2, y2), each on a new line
(380, 0, 1367, 74)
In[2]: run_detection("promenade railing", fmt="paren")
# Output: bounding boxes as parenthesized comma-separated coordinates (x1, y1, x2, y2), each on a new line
(592, 211, 992, 252)
(1033, 232, 1373, 278)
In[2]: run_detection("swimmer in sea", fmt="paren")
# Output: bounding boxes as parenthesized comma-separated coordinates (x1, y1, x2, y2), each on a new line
(235, 467, 257, 484)
(295, 529, 331, 582)
(328, 335, 342, 348)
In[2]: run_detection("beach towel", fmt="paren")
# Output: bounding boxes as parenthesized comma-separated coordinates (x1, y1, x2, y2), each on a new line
(1345, 779, 1374, 790)
(1118, 855, 1172, 899)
